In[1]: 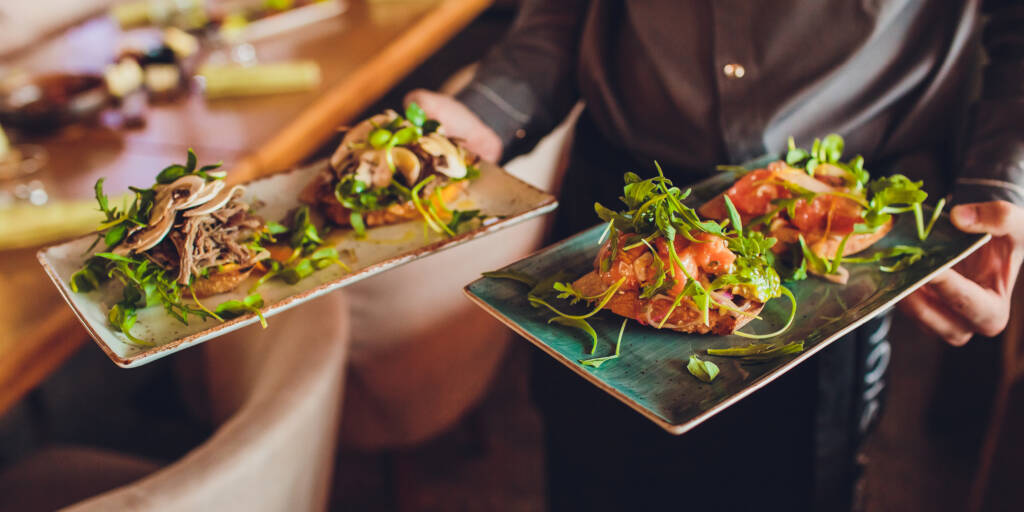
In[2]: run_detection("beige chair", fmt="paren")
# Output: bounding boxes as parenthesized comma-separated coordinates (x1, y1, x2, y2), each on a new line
(0, 292, 350, 511)
(340, 66, 582, 448)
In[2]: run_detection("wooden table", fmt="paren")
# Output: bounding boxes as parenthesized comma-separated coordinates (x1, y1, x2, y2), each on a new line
(0, 0, 491, 415)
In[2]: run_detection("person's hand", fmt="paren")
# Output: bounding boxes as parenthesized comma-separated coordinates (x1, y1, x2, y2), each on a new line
(404, 89, 503, 163)
(899, 201, 1024, 345)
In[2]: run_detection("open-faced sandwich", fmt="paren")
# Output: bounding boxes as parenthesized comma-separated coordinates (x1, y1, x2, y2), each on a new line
(699, 134, 943, 283)
(300, 103, 480, 237)
(527, 165, 794, 341)
(70, 151, 274, 344)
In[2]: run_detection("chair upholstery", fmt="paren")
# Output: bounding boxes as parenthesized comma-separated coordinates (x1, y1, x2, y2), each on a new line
(339, 102, 581, 449)
(60, 292, 351, 511)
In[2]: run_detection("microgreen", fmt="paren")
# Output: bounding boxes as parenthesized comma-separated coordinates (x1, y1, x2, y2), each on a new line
(687, 355, 720, 383)
(156, 149, 223, 184)
(579, 319, 628, 368)
(260, 206, 350, 289)
(707, 340, 805, 362)
(481, 270, 538, 287)
(215, 293, 267, 328)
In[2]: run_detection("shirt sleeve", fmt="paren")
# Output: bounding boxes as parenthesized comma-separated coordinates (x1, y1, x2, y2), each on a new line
(455, 0, 588, 159)
(954, 0, 1024, 206)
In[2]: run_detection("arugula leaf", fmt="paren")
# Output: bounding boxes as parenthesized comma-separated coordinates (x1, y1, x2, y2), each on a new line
(109, 303, 151, 346)
(549, 317, 601, 355)
(215, 293, 267, 328)
(95, 178, 115, 220)
(687, 355, 720, 383)
(446, 209, 483, 233)
(580, 318, 628, 368)
(156, 164, 187, 184)
(481, 270, 538, 287)
(70, 257, 107, 293)
(529, 277, 627, 321)
(708, 341, 805, 362)
(723, 194, 743, 236)
(185, 148, 197, 171)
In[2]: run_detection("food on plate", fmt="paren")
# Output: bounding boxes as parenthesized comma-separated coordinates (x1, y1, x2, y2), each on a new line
(69, 150, 274, 344)
(523, 165, 796, 363)
(699, 134, 944, 283)
(300, 103, 482, 237)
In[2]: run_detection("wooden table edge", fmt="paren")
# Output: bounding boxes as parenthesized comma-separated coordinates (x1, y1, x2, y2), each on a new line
(229, 0, 493, 184)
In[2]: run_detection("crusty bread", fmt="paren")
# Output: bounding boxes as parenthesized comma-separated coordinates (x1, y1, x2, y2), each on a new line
(698, 191, 894, 259)
(193, 266, 257, 298)
(572, 271, 764, 335)
(303, 177, 469, 228)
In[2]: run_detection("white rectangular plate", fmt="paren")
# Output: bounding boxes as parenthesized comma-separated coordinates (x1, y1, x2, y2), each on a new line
(39, 160, 557, 368)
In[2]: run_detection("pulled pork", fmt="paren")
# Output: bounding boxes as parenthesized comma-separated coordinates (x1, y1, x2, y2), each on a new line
(159, 198, 269, 284)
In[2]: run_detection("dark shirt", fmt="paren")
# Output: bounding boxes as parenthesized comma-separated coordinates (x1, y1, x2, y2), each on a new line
(456, 3, 1023, 509)
(458, 0, 1024, 206)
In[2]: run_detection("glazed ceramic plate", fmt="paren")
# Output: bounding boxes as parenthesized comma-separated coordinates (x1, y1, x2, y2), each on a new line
(39, 160, 557, 368)
(465, 170, 989, 435)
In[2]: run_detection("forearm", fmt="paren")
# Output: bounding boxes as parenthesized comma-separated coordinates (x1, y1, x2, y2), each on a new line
(456, 0, 588, 157)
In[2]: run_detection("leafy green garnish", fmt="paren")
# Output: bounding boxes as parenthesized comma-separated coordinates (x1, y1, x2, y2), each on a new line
(550, 317, 601, 355)
(257, 206, 349, 290)
(155, 149, 223, 184)
(446, 209, 484, 233)
(707, 341, 805, 362)
(841, 245, 928, 272)
(80, 253, 220, 344)
(580, 318, 628, 368)
(529, 277, 627, 321)
(215, 293, 267, 328)
(594, 164, 786, 329)
(481, 270, 538, 287)
(687, 355, 720, 383)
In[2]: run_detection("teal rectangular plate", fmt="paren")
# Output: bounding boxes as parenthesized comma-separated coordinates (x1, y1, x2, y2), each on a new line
(464, 171, 990, 434)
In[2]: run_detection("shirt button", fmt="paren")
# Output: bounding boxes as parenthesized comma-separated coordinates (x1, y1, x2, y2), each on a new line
(514, 129, 526, 139)
(722, 63, 746, 79)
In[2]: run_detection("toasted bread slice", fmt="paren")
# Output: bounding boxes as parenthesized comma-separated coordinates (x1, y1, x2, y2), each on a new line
(572, 271, 764, 335)
(193, 266, 257, 298)
(304, 177, 469, 228)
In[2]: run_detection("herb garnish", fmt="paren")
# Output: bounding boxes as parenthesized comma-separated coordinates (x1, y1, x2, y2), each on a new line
(332, 103, 481, 238)
(71, 150, 268, 344)
(253, 206, 349, 290)
(592, 165, 793, 336)
(707, 341, 805, 362)
(687, 355, 720, 383)
(751, 135, 946, 277)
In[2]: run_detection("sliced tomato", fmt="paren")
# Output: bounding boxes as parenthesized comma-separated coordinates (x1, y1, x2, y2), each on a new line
(596, 233, 645, 290)
(725, 169, 790, 216)
(790, 197, 828, 233)
(790, 195, 863, 235)
(688, 232, 736, 275)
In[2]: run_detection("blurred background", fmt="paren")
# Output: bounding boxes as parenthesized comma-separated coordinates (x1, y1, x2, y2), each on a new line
(0, 1, 1022, 510)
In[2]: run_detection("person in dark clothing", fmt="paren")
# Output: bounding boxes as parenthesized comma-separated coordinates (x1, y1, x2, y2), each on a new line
(407, 1, 1024, 509)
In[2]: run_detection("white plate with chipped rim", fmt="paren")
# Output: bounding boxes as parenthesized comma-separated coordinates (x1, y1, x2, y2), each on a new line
(38, 159, 557, 368)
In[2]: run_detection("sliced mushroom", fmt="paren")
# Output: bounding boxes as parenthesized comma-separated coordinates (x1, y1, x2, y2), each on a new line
(367, 151, 392, 189)
(154, 174, 206, 205)
(329, 110, 400, 170)
(177, 179, 225, 210)
(112, 207, 176, 255)
(352, 157, 375, 187)
(391, 147, 421, 185)
(417, 133, 466, 179)
(184, 184, 244, 217)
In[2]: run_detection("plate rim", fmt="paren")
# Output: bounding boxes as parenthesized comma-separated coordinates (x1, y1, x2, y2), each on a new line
(38, 159, 558, 368)
(464, 226, 991, 435)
